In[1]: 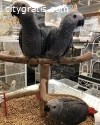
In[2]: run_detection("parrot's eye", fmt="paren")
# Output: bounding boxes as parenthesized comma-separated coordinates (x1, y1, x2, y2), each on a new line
(22, 4, 25, 7)
(73, 15, 77, 18)
(53, 106, 56, 108)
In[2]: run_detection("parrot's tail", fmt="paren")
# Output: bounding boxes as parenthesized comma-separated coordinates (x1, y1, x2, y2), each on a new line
(87, 107, 97, 115)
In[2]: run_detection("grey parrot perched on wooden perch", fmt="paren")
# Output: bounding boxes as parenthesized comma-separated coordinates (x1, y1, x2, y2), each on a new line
(45, 12, 84, 62)
(11, 1, 46, 59)
(44, 98, 97, 125)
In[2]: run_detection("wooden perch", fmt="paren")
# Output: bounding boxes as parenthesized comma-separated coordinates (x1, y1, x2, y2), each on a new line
(0, 52, 93, 116)
(40, 78, 50, 102)
(0, 89, 39, 106)
(83, 12, 100, 17)
(0, 52, 93, 66)
(39, 64, 50, 117)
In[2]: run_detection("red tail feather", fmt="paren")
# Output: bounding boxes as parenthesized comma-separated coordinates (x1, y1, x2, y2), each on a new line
(36, 94, 40, 100)
(87, 107, 97, 115)
(36, 85, 40, 100)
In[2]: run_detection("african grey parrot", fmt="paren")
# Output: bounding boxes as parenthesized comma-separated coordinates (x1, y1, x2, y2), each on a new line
(44, 98, 97, 125)
(11, 1, 46, 59)
(45, 12, 84, 61)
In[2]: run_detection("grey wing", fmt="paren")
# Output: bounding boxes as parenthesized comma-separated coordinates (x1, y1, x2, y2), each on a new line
(40, 27, 47, 56)
(62, 36, 73, 56)
(44, 27, 58, 53)
(58, 98, 76, 102)
(59, 100, 88, 125)
(19, 28, 23, 53)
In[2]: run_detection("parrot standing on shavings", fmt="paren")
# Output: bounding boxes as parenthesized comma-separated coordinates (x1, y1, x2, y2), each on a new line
(11, 1, 46, 59)
(45, 12, 84, 62)
(44, 98, 97, 125)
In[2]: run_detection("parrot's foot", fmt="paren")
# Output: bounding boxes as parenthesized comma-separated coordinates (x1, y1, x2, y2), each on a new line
(56, 56, 61, 64)
(71, 57, 77, 63)
(26, 56, 39, 67)
(35, 56, 39, 62)
(14, 57, 20, 63)
(26, 57, 30, 62)
(41, 55, 45, 59)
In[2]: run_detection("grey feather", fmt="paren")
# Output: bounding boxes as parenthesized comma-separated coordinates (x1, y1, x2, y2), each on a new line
(11, 1, 46, 59)
(44, 98, 88, 125)
(40, 27, 47, 57)
(45, 27, 58, 52)
(19, 28, 23, 53)
(45, 12, 84, 59)
(62, 36, 73, 57)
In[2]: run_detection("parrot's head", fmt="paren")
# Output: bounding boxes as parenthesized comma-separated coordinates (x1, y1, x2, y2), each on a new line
(69, 12, 84, 27)
(44, 99, 63, 115)
(60, 12, 84, 31)
(11, 1, 30, 19)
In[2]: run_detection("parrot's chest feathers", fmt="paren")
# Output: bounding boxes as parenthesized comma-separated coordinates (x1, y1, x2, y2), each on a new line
(57, 28, 72, 39)
(21, 29, 42, 57)
(58, 31, 73, 40)
(22, 31, 41, 44)
(56, 34, 72, 44)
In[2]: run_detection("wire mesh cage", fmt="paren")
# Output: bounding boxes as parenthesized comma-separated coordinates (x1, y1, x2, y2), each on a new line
(79, 34, 100, 90)
(51, 64, 79, 82)
(0, 41, 27, 93)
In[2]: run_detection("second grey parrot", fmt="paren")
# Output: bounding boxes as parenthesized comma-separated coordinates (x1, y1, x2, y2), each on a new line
(11, 1, 46, 59)
(44, 98, 97, 125)
(45, 12, 84, 61)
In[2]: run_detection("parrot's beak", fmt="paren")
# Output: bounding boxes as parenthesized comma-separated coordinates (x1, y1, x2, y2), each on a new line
(44, 105, 50, 112)
(77, 19, 84, 27)
(11, 7, 17, 16)
(11, 6, 20, 18)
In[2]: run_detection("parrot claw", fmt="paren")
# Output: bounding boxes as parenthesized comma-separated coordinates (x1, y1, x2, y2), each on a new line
(57, 60, 60, 64)
(34, 56, 39, 62)
(14, 57, 20, 63)
(56, 56, 61, 64)
(26, 56, 39, 67)
(71, 57, 77, 63)
(41, 55, 45, 59)
(26, 56, 30, 62)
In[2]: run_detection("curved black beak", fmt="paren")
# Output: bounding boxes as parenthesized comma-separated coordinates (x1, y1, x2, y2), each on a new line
(11, 6, 20, 18)
(44, 105, 50, 112)
(77, 19, 84, 27)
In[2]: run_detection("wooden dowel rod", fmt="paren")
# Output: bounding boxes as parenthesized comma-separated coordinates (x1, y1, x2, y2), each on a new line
(83, 12, 100, 17)
(0, 52, 93, 66)
(0, 89, 39, 104)
(40, 78, 50, 102)
(39, 64, 50, 117)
